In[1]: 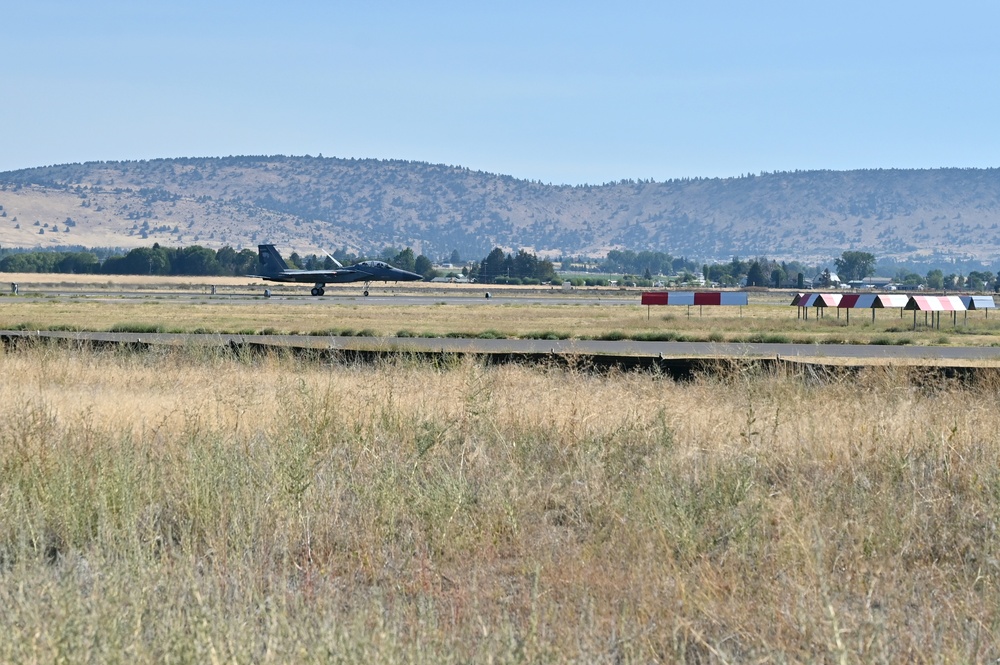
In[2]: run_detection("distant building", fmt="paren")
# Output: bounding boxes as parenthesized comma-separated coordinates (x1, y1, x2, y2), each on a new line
(848, 277, 893, 289)
(814, 271, 841, 287)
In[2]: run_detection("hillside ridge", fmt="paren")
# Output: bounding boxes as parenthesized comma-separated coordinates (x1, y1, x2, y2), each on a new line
(0, 156, 998, 264)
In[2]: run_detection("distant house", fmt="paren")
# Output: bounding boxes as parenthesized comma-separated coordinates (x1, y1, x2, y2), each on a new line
(848, 277, 893, 289)
(430, 275, 471, 283)
(814, 271, 842, 288)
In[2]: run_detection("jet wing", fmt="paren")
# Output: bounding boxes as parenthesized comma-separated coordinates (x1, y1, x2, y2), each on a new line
(284, 269, 351, 281)
(248, 268, 357, 283)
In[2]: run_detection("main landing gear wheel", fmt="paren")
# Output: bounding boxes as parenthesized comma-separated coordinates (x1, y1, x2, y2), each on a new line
(311, 287, 325, 296)
(363, 290, 370, 297)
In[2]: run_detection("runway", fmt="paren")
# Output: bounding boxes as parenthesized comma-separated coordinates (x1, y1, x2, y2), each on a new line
(7, 288, 638, 308)
(4, 284, 999, 371)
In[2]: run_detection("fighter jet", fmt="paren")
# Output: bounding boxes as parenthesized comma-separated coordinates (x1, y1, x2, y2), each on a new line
(252, 244, 423, 296)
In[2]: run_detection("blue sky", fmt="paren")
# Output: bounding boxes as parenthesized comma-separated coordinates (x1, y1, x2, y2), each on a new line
(3, 1, 998, 184)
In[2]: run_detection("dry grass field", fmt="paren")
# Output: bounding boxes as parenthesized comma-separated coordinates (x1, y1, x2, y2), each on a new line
(1, 342, 999, 661)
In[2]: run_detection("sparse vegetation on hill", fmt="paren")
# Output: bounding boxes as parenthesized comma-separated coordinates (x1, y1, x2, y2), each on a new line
(1, 157, 999, 265)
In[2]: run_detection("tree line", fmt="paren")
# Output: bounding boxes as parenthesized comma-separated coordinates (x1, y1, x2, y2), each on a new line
(472, 248, 558, 284)
(602, 249, 698, 277)
(0, 243, 853, 288)
(0, 244, 443, 279)
(0, 245, 261, 277)
(0, 243, 551, 285)
(3, 243, 998, 292)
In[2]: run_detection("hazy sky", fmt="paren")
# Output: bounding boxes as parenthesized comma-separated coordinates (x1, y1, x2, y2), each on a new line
(4, 1, 998, 184)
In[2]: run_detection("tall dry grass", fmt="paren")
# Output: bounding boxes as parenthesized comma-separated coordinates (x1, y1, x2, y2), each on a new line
(1, 344, 999, 661)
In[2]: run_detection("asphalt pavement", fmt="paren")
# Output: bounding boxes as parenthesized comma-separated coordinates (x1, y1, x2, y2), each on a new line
(4, 329, 1000, 363)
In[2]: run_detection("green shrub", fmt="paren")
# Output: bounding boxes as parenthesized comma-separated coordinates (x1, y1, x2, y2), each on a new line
(522, 330, 569, 340)
(108, 322, 166, 334)
(743, 333, 791, 344)
(631, 331, 683, 342)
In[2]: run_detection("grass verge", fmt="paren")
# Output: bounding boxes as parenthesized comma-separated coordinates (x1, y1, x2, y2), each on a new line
(0, 346, 998, 660)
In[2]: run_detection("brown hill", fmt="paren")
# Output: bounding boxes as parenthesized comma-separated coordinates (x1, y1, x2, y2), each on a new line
(0, 156, 997, 264)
